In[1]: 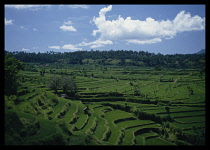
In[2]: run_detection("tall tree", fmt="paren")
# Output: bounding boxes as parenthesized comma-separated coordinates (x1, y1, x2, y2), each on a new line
(47, 76, 61, 94)
(5, 53, 24, 95)
(61, 76, 78, 97)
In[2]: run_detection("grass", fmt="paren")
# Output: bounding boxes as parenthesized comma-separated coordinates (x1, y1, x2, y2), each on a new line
(121, 124, 159, 145)
(50, 97, 69, 119)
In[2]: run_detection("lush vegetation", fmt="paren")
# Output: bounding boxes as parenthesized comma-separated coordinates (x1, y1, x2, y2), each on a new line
(4, 50, 205, 145)
(6, 50, 205, 69)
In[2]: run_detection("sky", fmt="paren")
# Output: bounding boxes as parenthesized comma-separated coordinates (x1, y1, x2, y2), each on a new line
(5, 4, 205, 54)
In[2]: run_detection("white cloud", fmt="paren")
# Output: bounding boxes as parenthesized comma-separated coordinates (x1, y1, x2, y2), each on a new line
(48, 46, 61, 49)
(5, 18, 13, 25)
(127, 38, 162, 44)
(48, 44, 82, 51)
(60, 25, 77, 32)
(78, 39, 113, 48)
(48, 39, 113, 51)
(62, 44, 82, 50)
(48, 38, 113, 51)
(66, 5, 89, 9)
(60, 20, 77, 32)
(21, 48, 29, 51)
(5, 5, 51, 10)
(173, 10, 205, 32)
(91, 5, 205, 45)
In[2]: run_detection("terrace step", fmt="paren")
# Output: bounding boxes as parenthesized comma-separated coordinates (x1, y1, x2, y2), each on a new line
(174, 120, 205, 124)
(173, 114, 204, 119)
(124, 122, 156, 130)
(156, 109, 205, 115)
(114, 117, 136, 124)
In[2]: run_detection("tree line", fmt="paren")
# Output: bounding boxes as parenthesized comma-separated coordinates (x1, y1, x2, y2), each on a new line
(5, 50, 205, 69)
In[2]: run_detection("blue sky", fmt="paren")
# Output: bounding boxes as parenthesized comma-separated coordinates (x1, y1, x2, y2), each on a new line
(5, 4, 205, 54)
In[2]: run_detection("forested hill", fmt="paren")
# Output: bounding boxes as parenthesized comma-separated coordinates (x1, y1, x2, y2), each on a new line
(5, 50, 205, 69)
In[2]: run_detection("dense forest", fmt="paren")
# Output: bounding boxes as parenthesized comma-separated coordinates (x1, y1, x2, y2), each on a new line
(5, 50, 205, 69)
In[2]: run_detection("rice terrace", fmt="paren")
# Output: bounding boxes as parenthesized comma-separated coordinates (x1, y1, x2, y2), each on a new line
(5, 50, 205, 145)
(5, 4, 205, 146)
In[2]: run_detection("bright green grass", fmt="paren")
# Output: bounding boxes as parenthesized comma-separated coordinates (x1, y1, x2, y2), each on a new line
(93, 116, 109, 141)
(50, 97, 69, 119)
(92, 106, 109, 141)
(82, 116, 97, 134)
(74, 102, 89, 129)
(58, 101, 76, 124)
(19, 91, 38, 101)
(105, 110, 135, 122)
(140, 131, 158, 138)
(121, 124, 159, 145)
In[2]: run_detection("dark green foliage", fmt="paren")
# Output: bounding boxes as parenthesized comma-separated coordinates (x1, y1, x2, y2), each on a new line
(19, 120, 40, 137)
(47, 76, 77, 97)
(165, 106, 170, 115)
(40, 68, 45, 76)
(5, 53, 24, 95)
(7, 50, 205, 69)
(47, 76, 61, 94)
(61, 76, 78, 97)
(176, 130, 205, 145)
(161, 115, 174, 122)
(26, 133, 67, 145)
(58, 121, 72, 136)
(5, 109, 24, 145)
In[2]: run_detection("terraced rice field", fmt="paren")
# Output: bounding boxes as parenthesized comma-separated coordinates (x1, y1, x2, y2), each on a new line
(12, 65, 205, 145)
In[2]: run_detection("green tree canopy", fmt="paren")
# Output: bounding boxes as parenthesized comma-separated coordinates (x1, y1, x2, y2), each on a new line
(5, 53, 24, 95)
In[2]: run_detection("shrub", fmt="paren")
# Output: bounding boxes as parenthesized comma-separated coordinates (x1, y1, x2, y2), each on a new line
(59, 121, 72, 136)
(161, 115, 174, 122)
(5, 109, 24, 145)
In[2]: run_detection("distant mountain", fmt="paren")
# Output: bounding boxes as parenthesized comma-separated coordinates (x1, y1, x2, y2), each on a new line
(195, 49, 205, 54)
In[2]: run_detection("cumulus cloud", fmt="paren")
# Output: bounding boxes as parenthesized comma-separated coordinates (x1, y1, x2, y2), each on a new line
(48, 44, 82, 51)
(49, 6, 205, 51)
(60, 25, 77, 31)
(173, 11, 205, 32)
(92, 5, 205, 45)
(5, 18, 13, 25)
(60, 20, 77, 32)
